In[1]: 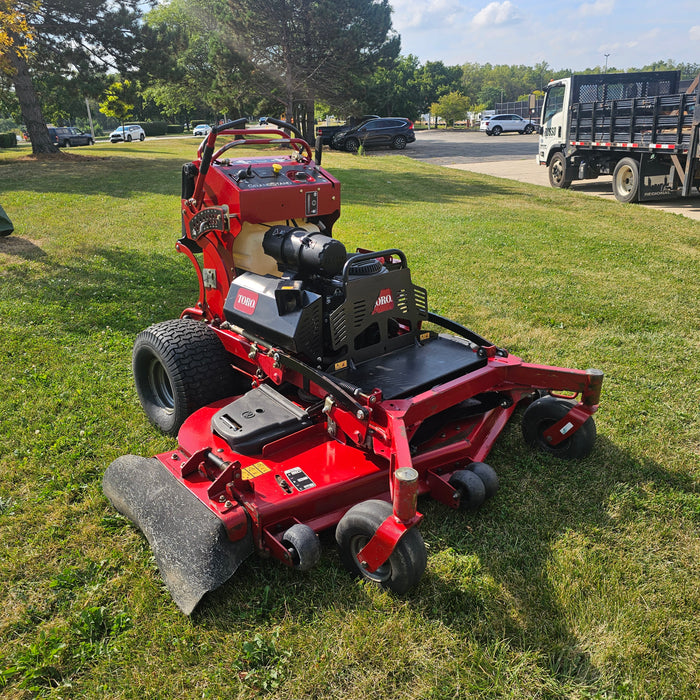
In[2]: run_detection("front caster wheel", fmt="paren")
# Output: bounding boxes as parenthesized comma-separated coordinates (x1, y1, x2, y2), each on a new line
(449, 469, 486, 509)
(282, 524, 321, 571)
(522, 396, 596, 459)
(468, 462, 499, 499)
(336, 500, 426, 594)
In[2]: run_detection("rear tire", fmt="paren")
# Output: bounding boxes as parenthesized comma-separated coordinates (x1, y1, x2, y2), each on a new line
(612, 157, 640, 203)
(139, 133, 145, 141)
(336, 500, 426, 594)
(549, 152, 572, 188)
(492, 126, 502, 136)
(133, 318, 246, 436)
(391, 135, 407, 150)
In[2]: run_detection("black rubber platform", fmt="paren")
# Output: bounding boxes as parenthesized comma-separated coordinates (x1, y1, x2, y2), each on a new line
(343, 336, 487, 399)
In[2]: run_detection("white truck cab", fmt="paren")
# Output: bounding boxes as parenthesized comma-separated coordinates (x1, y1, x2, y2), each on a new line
(537, 78, 571, 169)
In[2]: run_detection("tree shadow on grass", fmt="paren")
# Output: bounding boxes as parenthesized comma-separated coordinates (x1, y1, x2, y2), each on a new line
(0, 235, 48, 262)
(0, 244, 195, 336)
(0, 154, 185, 198)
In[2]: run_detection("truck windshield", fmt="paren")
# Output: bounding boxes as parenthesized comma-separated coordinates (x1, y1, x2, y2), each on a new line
(543, 85, 566, 122)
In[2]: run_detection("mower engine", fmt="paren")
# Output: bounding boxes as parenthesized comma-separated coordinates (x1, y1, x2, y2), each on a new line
(103, 118, 604, 614)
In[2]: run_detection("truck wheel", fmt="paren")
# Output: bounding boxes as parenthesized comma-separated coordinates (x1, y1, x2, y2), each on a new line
(133, 318, 246, 436)
(612, 158, 640, 203)
(548, 152, 572, 188)
(336, 500, 426, 594)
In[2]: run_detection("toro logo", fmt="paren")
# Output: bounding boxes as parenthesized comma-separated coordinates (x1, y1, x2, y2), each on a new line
(372, 288, 394, 314)
(233, 288, 258, 315)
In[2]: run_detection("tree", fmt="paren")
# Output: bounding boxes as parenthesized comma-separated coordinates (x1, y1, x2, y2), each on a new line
(430, 91, 470, 127)
(222, 0, 399, 141)
(1, 0, 151, 154)
(99, 80, 135, 128)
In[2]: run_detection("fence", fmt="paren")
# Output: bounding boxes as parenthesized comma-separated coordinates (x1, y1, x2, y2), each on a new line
(495, 99, 543, 121)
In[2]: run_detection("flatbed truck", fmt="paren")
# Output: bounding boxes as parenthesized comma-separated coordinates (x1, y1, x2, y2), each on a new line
(537, 70, 700, 202)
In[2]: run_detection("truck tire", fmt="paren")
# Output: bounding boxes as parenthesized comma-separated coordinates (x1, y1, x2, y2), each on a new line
(548, 152, 572, 189)
(612, 157, 640, 203)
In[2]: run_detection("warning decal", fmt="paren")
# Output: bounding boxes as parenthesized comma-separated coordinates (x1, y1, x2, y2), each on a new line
(284, 467, 316, 491)
(242, 461, 271, 480)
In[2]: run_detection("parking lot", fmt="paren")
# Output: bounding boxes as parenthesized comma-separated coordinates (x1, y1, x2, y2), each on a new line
(409, 129, 700, 221)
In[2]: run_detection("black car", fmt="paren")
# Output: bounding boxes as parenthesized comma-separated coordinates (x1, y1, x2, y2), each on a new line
(331, 118, 415, 152)
(48, 126, 95, 147)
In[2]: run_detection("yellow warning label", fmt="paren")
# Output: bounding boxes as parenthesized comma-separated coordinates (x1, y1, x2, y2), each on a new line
(420, 332, 430, 341)
(241, 461, 272, 480)
(334, 360, 348, 371)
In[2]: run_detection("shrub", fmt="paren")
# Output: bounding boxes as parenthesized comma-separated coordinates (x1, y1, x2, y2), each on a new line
(133, 121, 167, 137)
(0, 132, 18, 148)
(166, 124, 184, 134)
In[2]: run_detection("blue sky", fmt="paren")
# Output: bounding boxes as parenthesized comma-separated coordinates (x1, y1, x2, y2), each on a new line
(389, 0, 700, 71)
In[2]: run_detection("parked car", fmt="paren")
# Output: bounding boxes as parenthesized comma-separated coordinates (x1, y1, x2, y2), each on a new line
(316, 115, 380, 145)
(47, 126, 94, 147)
(193, 124, 212, 137)
(331, 118, 415, 152)
(480, 114, 535, 135)
(109, 125, 146, 143)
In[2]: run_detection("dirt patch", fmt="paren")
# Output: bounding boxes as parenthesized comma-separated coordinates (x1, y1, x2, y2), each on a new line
(16, 151, 109, 163)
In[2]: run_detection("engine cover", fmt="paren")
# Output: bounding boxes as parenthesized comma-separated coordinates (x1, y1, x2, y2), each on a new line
(223, 272, 323, 360)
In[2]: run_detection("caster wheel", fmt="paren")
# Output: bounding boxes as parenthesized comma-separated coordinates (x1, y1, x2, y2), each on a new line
(336, 500, 426, 594)
(282, 524, 321, 571)
(449, 469, 486, 509)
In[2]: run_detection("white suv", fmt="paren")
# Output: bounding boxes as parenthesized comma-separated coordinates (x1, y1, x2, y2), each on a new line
(109, 124, 146, 143)
(480, 114, 535, 136)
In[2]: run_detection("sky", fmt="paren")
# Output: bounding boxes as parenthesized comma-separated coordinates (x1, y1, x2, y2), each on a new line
(389, 0, 700, 72)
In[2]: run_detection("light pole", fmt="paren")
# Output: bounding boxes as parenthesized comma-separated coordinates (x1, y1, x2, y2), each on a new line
(604, 53, 610, 73)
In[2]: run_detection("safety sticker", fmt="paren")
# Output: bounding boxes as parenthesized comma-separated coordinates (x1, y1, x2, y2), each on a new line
(242, 461, 271, 480)
(284, 467, 316, 491)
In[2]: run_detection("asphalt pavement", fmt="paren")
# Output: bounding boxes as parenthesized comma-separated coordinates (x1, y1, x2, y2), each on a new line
(409, 129, 700, 221)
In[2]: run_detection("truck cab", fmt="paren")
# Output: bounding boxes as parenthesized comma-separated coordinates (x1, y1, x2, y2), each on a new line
(537, 78, 571, 169)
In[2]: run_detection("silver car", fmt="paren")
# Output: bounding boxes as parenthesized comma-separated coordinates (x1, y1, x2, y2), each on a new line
(480, 114, 535, 136)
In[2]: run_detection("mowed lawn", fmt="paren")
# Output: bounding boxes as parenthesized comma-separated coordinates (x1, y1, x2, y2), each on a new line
(0, 138, 698, 699)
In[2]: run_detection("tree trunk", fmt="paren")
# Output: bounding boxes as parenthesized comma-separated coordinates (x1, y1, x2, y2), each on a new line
(7, 47, 59, 155)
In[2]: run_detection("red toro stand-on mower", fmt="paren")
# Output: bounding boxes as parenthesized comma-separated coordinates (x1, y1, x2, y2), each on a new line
(103, 118, 603, 614)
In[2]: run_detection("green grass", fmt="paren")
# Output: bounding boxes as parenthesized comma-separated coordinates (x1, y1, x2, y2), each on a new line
(0, 139, 699, 699)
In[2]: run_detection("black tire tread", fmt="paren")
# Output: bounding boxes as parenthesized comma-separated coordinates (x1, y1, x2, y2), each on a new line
(336, 499, 426, 594)
(133, 318, 246, 435)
